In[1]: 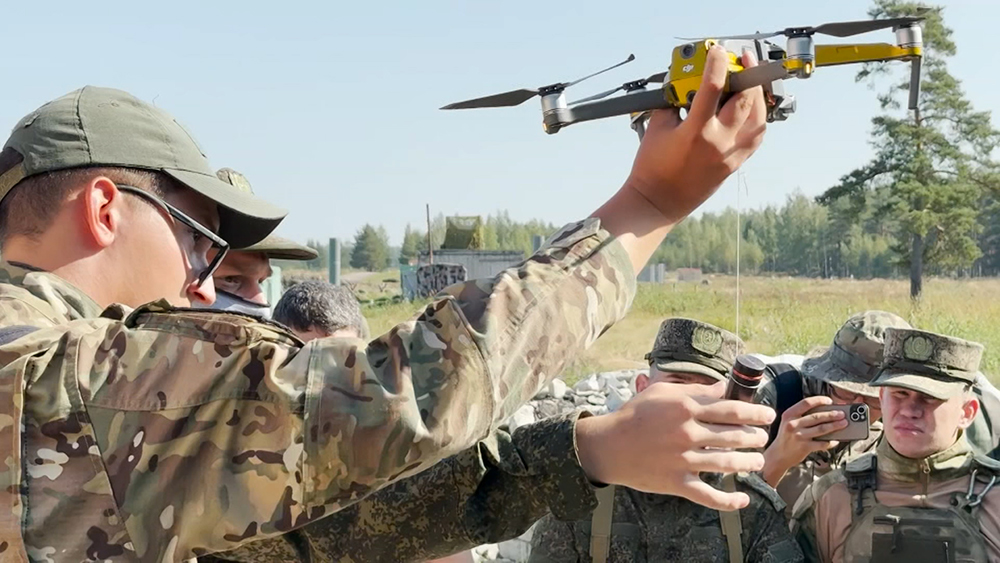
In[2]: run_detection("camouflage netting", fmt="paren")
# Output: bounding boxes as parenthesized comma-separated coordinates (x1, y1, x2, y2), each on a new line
(442, 216, 485, 249)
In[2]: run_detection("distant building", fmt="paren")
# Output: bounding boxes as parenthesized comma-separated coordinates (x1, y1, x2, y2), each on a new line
(677, 268, 704, 282)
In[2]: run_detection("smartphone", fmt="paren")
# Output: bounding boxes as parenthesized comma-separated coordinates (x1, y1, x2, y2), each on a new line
(808, 403, 870, 442)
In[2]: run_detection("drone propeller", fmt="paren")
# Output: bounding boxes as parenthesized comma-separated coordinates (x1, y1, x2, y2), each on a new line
(440, 54, 636, 110)
(568, 72, 667, 106)
(678, 16, 924, 42)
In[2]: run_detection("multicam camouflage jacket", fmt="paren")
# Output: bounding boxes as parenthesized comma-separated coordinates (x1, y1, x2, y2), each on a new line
(526, 472, 805, 563)
(0, 218, 636, 562)
(198, 410, 597, 562)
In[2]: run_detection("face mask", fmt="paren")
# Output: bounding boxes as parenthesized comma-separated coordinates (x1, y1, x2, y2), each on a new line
(193, 290, 272, 319)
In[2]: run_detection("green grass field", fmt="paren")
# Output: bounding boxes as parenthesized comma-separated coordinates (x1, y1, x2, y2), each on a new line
(360, 275, 1000, 385)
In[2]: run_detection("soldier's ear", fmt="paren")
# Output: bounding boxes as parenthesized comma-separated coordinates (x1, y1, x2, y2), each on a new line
(635, 372, 650, 393)
(958, 393, 979, 429)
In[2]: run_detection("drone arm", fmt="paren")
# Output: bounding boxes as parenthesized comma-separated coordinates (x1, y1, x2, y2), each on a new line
(557, 89, 673, 130)
(814, 43, 922, 67)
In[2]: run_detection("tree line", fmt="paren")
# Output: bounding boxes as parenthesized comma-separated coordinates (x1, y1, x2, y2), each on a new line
(279, 1, 1000, 298)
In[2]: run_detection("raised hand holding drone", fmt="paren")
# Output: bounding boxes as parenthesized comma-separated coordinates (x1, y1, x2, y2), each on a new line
(441, 15, 925, 140)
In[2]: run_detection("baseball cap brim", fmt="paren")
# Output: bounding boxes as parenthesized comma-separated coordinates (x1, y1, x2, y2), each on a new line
(653, 360, 727, 383)
(241, 235, 319, 260)
(870, 369, 969, 401)
(801, 349, 879, 399)
(164, 168, 287, 249)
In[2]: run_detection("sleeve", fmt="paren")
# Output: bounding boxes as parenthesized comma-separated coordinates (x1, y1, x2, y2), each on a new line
(742, 493, 804, 563)
(197, 410, 602, 562)
(527, 513, 583, 563)
(22, 219, 635, 560)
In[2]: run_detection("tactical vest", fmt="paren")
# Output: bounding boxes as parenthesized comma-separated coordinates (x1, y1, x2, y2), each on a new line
(841, 453, 998, 563)
(588, 475, 744, 563)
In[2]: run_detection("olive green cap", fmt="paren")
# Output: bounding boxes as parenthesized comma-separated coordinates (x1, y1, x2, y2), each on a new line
(800, 310, 912, 399)
(215, 167, 317, 260)
(0, 86, 287, 248)
(644, 318, 744, 382)
(871, 328, 983, 400)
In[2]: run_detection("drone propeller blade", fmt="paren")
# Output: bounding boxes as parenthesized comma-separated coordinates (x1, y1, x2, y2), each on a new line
(908, 56, 922, 111)
(646, 71, 668, 83)
(812, 16, 924, 38)
(728, 61, 790, 92)
(676, 31, 781, 42)
(569, 86, 625, 106)
(440, 88, 539, 110)
(566, 54, 636, 87)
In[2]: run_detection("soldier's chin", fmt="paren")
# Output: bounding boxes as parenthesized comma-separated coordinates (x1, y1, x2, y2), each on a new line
(888, 432, 933, 458)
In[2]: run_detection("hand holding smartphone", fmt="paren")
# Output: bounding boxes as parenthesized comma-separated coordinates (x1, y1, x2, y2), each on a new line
(807, 403, 870, 442)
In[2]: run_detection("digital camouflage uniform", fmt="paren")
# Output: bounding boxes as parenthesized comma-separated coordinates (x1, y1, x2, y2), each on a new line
(527, 318, 804, 563)
(790, 328, 1000, 563)
(753, 311, 910, 515)
(0, 87, 636, 562)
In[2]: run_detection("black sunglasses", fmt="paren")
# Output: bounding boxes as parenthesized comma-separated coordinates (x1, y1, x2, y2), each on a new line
(116, 184, 230, 287)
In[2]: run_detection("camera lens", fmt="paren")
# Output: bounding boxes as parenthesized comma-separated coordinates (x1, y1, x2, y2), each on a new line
(856, 404, 868, 416)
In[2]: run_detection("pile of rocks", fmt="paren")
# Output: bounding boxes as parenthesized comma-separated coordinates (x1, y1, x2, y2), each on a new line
(471, 369, 642, 563)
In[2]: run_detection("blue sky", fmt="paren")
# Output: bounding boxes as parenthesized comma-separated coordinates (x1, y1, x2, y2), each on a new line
(2, 0, 997, 246)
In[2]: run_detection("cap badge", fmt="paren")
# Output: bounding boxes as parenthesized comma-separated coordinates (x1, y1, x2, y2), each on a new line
(692, 326, 723, 356)
(903, 335, 934, 362)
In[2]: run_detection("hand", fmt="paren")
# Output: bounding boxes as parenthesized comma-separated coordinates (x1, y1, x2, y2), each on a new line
(761, 395, 848, 487)
(625, 45, 767, 223)
(575, 380, 775, 511)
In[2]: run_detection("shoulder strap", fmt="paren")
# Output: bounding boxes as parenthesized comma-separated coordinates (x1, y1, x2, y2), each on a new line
(590, 485, 616, 563)
(845, 453, 878, 520)
(719, 473, 744, 563)
(0, 325, 38, 347)
(766, 363, 803, 448)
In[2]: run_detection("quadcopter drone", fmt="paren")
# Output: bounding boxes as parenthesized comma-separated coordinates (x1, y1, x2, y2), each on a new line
(440, 16, 924, 140)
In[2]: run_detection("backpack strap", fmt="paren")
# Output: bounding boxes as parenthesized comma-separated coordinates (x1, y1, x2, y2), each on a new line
(719, 473, 744, 563)
(766, 363, 803, 448)
(590, 485, 616, 563)
(845, 453, 878, 520)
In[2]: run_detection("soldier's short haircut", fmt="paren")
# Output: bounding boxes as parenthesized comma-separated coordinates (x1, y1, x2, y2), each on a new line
(273, 280, 367, 338)
(0, 166, 181, 244)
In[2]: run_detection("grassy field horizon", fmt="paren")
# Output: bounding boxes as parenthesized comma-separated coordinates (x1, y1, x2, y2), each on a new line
(352, 273, 1000, 385)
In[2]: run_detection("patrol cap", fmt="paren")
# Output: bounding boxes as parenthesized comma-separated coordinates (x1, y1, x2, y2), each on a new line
(800, 310, 911, 399)
(216, 168, 318, 260)
(644, 318, 744, 382)
(0, 86, 287, 249)
(871, 328, 983, 401)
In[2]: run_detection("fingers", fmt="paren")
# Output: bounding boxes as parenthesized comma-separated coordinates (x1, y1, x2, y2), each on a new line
(783, 395, 834, 420)
(717, 50, 760, 131)
(646, 107, 682, 132)
(691, 422, 770, 450)
(741, 49, 768, 130)
(789, 409, 846, 432)
(800, 418, 849, 440)
(686, 44, 728, 127)
(682, 449, 766, 474)
(680, 477, 751, 512)
(694, 397, 777, 427)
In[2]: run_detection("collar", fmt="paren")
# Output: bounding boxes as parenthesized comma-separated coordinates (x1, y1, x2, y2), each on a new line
(0, 261, 103, 322)
(876, 431, 975, 483)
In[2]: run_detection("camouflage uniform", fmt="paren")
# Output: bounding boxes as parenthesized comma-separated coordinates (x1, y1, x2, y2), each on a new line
(753, 311, 910, 514)
(0, 87, 637, 562)
(790, 328, 1000, 563)
(526, 319, 804, 563)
